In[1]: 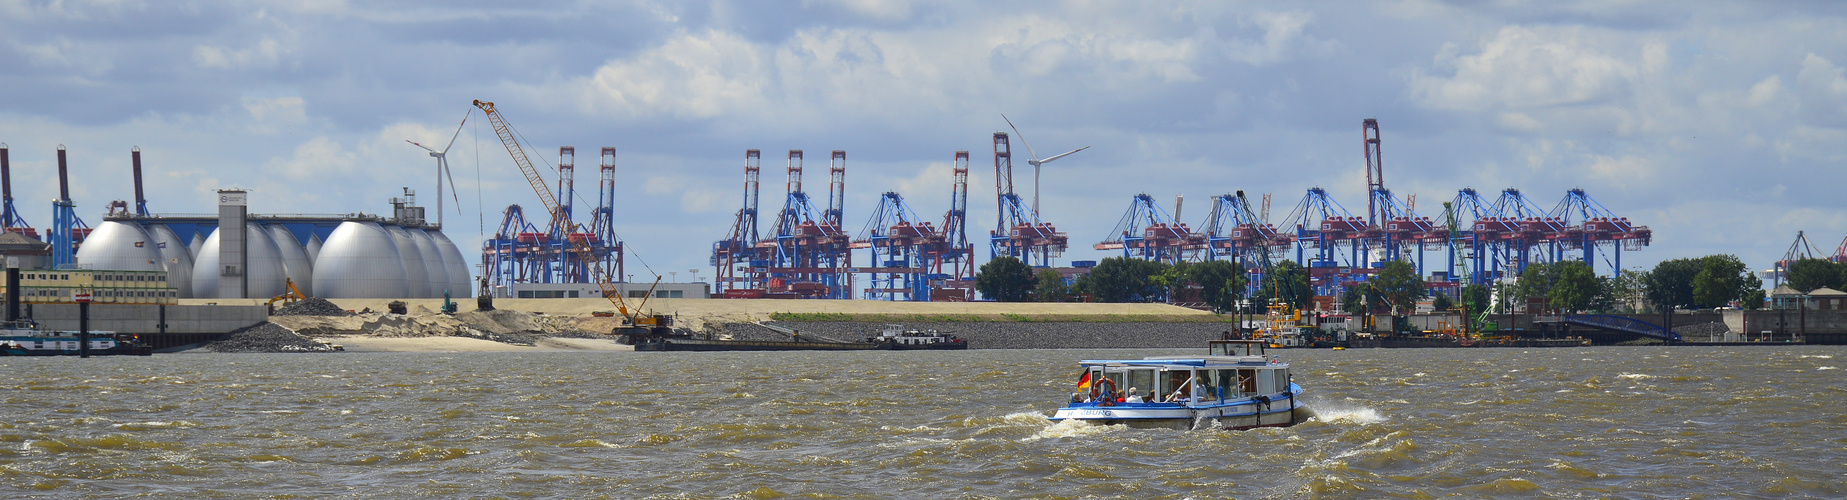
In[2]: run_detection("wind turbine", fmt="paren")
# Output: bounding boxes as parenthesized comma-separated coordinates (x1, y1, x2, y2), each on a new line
(406, 109, 470, 227)
(1002, 114, 1089, 215)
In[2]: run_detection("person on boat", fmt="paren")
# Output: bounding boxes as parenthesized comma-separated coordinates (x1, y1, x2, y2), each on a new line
(1124, 388, 1143, 403)
(1191, 380, 1214, 402)
(1070, 392, 1084, 403)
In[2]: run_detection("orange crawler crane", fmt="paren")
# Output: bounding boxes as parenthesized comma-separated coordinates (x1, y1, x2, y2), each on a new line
(472, 100, 671, 341)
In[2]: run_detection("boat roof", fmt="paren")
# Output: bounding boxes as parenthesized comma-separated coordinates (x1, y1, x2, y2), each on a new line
(1077, 356, 1279, 368)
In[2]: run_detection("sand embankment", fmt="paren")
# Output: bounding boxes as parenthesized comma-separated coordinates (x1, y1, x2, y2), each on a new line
(184, 297, 1213, 330)
(183, 298, 1222, 353)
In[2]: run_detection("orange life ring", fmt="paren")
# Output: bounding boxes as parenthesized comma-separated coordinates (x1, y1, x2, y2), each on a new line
(1092, 377, 1118, 405)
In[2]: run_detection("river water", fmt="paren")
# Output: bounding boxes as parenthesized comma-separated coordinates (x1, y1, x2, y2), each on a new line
(2, 346, 1843, 499)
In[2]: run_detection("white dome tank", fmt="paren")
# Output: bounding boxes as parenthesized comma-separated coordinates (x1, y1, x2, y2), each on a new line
(385, 225, 430, 298)
(145, 224, 195, 298)
(74, 221, 163, 272)
(266, 224, 314, 297)
(312, 221, 409, 298)
(188, 231, 206, 260)
(190, 225, 287, 299)
(409, 228, 450, 298)
(192, 229, 220, 298)
(244, 222, 288, 299)
(305, 233, 323, 262)
(429, 229, 472, 298)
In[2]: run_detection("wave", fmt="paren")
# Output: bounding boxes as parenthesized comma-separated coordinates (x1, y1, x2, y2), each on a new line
(1311, 406, 1386, 425)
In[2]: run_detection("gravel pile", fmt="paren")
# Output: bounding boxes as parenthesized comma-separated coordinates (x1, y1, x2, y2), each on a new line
(710, 321, 1235, 349)
(273, 298, 354, 316)
(207, 322, 342, 353)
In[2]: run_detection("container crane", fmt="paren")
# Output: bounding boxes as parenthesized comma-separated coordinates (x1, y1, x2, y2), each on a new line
(472, 100, 668, 338)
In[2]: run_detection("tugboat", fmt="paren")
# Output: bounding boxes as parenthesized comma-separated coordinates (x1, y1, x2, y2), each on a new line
(1049, 340, 1306, 430)
(866, 324, 967, 350)
(0, 320, 153, 356)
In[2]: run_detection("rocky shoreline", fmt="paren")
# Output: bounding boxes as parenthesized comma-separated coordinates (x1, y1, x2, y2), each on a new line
(716, 321, 1235, 349)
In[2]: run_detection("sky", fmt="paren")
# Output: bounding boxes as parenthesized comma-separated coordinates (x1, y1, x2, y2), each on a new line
(3, 0, 1845, 287)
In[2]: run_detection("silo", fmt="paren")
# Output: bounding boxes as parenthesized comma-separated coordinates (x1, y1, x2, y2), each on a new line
(266, 224, 314, 297)
(429, 228, 472, 298)
(312, 221, 409, 298)
(409, 228, 449, 297)
(145, 224, 195, 298)
(74, 221, 162, 271)
(244, 222, 288, 298)
(191, 229, 220, 298)
(305, 233, 323, 262)
(385, 224, 430, 297)
(188, 231, 206, 260)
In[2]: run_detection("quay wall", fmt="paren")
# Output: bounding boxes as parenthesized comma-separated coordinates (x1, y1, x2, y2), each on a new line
(27, 303, 268, 335)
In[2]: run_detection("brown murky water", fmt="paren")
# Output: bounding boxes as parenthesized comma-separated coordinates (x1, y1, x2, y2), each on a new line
(2, 346, 1843, 498)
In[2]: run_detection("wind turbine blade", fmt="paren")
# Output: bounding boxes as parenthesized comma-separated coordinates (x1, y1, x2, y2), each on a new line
(1001, 113, 1039, 161)
(440, 108, 472, 155)
(1036, 146, 1090, 164)
(442, 160, 463, 213)
(406, 140, 438, 154)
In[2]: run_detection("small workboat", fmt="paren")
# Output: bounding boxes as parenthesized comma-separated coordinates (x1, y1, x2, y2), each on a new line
(1049, 340, 1306, 430)
(0, 320, 153, 356)
(866, 324, 967, 350)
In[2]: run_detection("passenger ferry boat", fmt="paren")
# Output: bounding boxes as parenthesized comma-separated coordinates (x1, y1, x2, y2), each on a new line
(866, 324, 967, 350)
(0, 320, 153, 356)
(1049, 340, 1305, 430)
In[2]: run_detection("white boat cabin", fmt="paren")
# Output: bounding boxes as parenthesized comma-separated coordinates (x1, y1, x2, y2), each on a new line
(1076, 340, 1292, 406)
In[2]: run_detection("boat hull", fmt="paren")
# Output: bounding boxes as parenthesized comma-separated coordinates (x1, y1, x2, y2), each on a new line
(1050, 384, 1306, 430)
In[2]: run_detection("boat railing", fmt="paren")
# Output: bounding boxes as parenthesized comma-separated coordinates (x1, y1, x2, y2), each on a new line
(1208, 340, 1267, 357)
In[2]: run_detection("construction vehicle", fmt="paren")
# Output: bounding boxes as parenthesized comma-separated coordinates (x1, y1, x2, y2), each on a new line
(267, 278, 306, 309)
(473, 100, 673, 342)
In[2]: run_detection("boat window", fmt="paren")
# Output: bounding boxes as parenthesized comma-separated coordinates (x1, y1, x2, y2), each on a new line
(1125, 369, 1155, 398)
(1238, 369, 1257, 394)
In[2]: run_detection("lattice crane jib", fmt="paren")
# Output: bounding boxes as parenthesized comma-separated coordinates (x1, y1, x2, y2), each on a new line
(827, 150, 846, 228)
(712, 150, 764, 293)
(1363, 119, 1384, 226)
(472, 100, 655, 326)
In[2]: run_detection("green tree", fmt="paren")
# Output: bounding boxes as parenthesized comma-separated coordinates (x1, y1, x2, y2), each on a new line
(1152, 261, 1192, 302)
(1461, 284, 1491, 314)
(1609, 268, 1650, 313)
(1079, 257, 1170, 302)
(1431, 292, 1454, 313)
(1784, 258, 1842, 293)
(1340, 283, 1369, 315)
(1511, 262, 1557, 304)
(975, 256, 1036, 302)
(1372, 260, 1427, 315)
(1546, 260, 1606, 312)
(1692, 254, 1758, 308)
(1646, 258, 1703, 310)
(1742, 288, 1766, 310)
(1032, 268, 1069, 302)
(1189, 259, 1244, 314)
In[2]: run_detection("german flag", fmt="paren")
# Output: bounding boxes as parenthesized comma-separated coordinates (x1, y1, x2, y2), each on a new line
(1076, 371, 1091, 391)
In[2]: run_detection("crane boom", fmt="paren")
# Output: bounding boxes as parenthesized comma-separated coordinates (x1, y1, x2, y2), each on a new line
(472, 100, 659, 327)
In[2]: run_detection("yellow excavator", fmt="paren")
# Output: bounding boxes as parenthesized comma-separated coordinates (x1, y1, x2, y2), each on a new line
(267, 278, 306, 310)
(473, 100, 672, 342)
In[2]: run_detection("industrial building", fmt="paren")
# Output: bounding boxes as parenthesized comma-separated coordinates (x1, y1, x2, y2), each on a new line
(0, 145, 473, 301)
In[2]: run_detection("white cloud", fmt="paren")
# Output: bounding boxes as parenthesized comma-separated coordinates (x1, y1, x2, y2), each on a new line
(241, 96, 307, 132)
(578, 30, 769, 120)
(804, 0, 913, 21)
(1410, 26, 1636, 111)
(193, 37, 288, 69)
